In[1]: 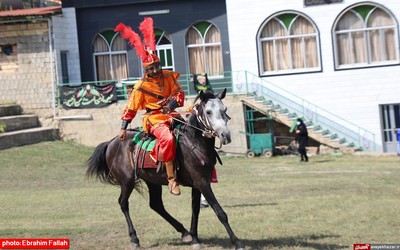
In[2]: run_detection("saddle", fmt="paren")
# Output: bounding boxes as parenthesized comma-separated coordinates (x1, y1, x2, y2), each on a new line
(131, 131, 159, 170)
(130, 122, 183, 172)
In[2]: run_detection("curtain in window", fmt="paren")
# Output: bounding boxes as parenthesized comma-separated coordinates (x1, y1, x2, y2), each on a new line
(93, 34, 128, 82)
(261, 19, 286, 71)
(291, 16, 318, 68)
(96, 55, 111, 81)
(336, 12, 363, 65)
(94, 36, 111, 81)
(93, 36, 108, 53)
(111, 35, 128, 82)
(261, 15, 318, 73)
(187, 24, 223, 76)
(187, 28, 205, 74)
(335, 6, 398, 66)
(205, 26, 223, 75)
(369, 9, 396, 62)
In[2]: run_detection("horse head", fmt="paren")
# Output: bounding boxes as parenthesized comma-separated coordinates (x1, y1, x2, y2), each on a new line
(197, 89, 231, 145)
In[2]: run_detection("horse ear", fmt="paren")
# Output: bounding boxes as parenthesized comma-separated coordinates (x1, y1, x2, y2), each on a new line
(199, 90, 206, 102)
(217, 88, 227, 100)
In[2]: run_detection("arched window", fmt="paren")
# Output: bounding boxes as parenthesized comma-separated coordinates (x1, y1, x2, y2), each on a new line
(333, 3, 399, 69)
(155, 28, 174, 71)
(258, 12, 321, 76)
(93, 30, 128, 82)
(186, 21, 223, 77)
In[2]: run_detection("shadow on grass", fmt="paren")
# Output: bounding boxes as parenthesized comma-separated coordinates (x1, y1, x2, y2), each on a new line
(171, 233, 347, 250)
(309, 159, 335, 163)
(223, 202, 279, 208)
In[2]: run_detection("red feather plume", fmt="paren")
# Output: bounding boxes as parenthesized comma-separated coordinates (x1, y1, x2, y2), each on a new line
(139, 17, 156, 51)
(114, 23, 147, 60)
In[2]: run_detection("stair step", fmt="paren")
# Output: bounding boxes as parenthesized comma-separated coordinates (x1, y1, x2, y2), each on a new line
(0, 115, 40, 132)
(246, 92, 257, 99)
(347, 142, 356, 148)
(280, 108, 289, 114)
(330, 134, 339, 140)
(287, 113, 297, 119)
(321, 130, 331, 137)
(0, 104, 23, 117)
(313, 125, 322, 131)
(254, 96, 265, 103)
(264, 100, 273, 106)
(0, 127, 60, 150)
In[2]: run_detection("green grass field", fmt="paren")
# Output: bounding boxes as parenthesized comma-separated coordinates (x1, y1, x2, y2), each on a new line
(0, 141, 399, 250)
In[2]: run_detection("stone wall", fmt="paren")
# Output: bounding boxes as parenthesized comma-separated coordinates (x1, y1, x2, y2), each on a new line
(56, 94, 248, 154)
(0, 20, 54, 117)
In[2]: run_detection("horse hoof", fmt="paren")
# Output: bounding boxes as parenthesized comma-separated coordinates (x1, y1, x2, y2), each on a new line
(192, 243, 201, 250)
(130, 242, 140, 249)
(182, 232, 193, 243)
(235, 241, 245, 250)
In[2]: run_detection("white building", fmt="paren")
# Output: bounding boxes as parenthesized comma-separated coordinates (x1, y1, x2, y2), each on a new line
(226, 0, 400, 153)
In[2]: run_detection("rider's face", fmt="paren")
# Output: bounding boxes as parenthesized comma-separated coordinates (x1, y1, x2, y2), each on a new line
(145, 64, 161, 78)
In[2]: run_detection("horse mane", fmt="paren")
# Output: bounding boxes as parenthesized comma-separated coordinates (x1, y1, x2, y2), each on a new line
(192, 90, 216, 106)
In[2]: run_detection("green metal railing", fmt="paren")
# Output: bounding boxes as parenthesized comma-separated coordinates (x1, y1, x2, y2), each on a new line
(56, 70, 376, 151)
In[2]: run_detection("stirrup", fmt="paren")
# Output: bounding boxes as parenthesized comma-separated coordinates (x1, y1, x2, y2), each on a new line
(168, 180, 181, 195)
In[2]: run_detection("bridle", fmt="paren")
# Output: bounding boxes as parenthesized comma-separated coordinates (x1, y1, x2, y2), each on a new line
(167, 98, 230, 149)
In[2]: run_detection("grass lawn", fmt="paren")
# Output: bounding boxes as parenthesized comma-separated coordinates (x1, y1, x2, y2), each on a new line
(0, 141, 399, 249)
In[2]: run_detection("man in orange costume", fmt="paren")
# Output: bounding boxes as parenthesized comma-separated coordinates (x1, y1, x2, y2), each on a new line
(116, 18, 184, 195)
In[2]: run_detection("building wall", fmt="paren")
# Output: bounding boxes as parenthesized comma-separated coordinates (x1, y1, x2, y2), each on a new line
(0, 20, 54, 117)
(57, 94, 247, 154)
(52, 7, 82, 84)
(73, 0, 231, 81)
(226, 0, 400, 152)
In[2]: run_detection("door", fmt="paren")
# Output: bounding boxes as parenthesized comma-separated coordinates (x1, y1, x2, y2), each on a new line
(381, 104, 400, 152)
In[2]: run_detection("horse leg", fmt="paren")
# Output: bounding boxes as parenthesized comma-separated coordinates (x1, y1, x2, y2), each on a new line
(118, 182, 140, 248)
(201, 186, 245, 250)
(146, 182, 192, 243)
(189, 188, 202, 249)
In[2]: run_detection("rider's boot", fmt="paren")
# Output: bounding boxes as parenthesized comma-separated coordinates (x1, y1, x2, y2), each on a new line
(165, 160, 180, 195)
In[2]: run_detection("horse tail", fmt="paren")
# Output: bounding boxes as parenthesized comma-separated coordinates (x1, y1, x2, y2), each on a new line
(86, 140, 119, 186)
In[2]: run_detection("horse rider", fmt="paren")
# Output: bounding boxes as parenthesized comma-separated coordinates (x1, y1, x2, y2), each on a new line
(116, 18, 184, 195)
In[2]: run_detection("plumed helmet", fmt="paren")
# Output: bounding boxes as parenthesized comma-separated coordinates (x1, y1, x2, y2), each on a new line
(114, 17, 160, 68)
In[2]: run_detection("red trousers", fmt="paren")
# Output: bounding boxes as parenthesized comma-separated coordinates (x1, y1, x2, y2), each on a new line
(149, 124, 175, 162)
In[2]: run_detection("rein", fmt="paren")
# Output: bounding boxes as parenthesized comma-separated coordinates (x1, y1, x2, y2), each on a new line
(167, 105, 218, 139)
(167, 102, 224, 165)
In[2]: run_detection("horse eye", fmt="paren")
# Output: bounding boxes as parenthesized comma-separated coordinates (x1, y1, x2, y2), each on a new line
(206, 110, 212, 115)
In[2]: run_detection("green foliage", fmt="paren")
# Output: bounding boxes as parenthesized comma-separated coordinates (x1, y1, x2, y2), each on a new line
(0, 122, 6, 133)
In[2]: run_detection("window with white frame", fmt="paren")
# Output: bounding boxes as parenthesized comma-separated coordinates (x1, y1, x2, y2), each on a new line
(258, 12, 321, 76)
(93, 30, 128, 82)
(155, 28, 174, 71)
(186, 21, 224, 77)
(333, 4, 399, 69)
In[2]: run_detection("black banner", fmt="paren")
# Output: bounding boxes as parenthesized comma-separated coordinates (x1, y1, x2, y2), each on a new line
(60, 83, 117, 109)
(304, 0, 343, 6)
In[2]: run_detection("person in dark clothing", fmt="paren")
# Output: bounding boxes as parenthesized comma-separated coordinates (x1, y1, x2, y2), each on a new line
(295, 118, 309, 162)
(193, 73, 213, 93)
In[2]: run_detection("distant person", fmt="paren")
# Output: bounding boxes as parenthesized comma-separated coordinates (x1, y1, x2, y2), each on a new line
(295, 118, 308, 162)
(193, 73, 213, 93)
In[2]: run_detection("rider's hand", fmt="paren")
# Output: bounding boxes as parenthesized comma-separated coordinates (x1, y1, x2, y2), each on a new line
(119, 129, 126, 141)
(162, 106, 171, 114)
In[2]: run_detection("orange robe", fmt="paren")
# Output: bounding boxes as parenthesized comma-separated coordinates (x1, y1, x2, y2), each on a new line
(121, 70, 184, 162)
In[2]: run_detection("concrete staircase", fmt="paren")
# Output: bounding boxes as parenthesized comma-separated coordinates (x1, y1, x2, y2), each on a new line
(0, 104, 59, 150)
(242, 95, 360, 154)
